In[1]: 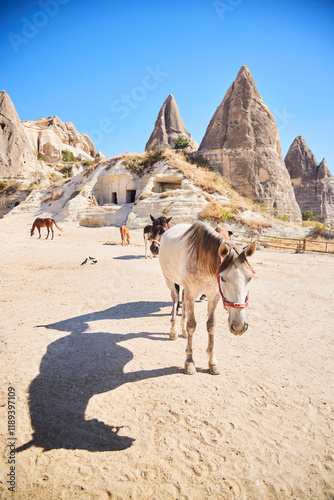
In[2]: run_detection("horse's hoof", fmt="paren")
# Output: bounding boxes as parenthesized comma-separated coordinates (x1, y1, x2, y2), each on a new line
(170, 331, 178, 340)
(180, 332, 187, 338)
(209, 364, 221, 375)
(185, 362, 196, 375)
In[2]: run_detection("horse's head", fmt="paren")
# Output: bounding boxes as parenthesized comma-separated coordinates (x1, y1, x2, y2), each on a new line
(150, 215, 172, 228)
(218, 241, 256, 335)
(150, 225, 166, 256)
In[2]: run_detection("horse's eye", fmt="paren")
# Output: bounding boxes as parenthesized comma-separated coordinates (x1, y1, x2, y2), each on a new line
(220, 276, 225, 282)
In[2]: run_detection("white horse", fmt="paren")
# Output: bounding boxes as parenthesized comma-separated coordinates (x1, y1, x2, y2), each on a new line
(158, 221, 256, 375)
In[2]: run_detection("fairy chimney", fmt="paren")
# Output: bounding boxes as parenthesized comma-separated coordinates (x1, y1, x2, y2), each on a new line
(285, 136, 334, 223)
(145, 94, 198, 152)
(198, 66, 301, 222)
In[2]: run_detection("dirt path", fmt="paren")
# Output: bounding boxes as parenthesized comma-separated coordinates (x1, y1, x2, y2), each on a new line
(0, 215, 333, 499)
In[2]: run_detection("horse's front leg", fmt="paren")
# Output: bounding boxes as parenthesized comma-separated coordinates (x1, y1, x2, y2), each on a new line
(51, 227, 54, 240)
(206, 292, 220, 375)
(184, 290, 197, 375)
(144, 237, 151, 259)
(38, 228, 41, 239)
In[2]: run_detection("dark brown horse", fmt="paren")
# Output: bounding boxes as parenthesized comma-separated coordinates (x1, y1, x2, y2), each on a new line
(30, 218, 62, 240)
(149, 215, 173, 257)
(144, 215, 173, 259)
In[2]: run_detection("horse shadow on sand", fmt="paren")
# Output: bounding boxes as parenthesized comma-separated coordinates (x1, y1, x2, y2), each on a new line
(17, 301, 180, 454)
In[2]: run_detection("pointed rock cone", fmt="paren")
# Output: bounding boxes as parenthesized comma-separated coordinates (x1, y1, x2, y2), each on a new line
(0, 90, 40, 178)
(198, 66, 301, 222)
(285, 137, 334, 223)
(145, 94, 198, 152)
(285, 136, 319, 182)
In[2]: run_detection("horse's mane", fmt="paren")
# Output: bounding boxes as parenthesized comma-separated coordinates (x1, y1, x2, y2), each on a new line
(182, 221, 248, 276)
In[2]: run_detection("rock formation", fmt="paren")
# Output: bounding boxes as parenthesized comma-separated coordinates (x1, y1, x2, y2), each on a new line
(285, 136, 334, 223)
(0, 90, 42, 179)
(198, 66, 301, 222)
(0, 90, 97, 182)
(145, 94, 198, 152)
(22, 115, 96, 163)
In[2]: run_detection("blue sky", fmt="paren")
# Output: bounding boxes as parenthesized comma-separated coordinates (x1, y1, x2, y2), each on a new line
(1, 0, 333, 173)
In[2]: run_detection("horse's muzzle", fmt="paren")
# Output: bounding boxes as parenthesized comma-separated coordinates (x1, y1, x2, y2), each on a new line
(230, 323, 248, 335)
(150, 244, 159, 256)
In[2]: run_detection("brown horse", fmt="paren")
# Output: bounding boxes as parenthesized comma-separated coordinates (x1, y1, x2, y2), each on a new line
(120, 225, 130, 246)
(30, 218, 62, 240)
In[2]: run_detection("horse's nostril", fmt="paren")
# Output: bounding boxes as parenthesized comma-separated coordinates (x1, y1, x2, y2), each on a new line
(230, 324, 235, 333)
(244, 323, 248, 332)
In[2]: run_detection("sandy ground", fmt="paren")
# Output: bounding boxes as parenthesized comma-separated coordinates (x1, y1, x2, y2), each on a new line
(0, 214, 333, 500)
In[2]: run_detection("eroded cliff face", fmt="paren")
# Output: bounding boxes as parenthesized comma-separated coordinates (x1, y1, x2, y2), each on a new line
(285, 136, 334, 223)
(22, 115, 96, 163)
(0, 90, 42, 179)
(198, 66, 301, 222)
(145, 94, 198, 152)
(0, 90, 97, 182)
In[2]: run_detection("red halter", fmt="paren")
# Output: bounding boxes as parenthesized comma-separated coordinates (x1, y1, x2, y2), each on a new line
(217, 267, 255, 311)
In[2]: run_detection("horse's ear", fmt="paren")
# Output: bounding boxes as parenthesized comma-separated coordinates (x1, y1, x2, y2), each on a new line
(243, 241, 256, 257)
(150, 214, 155, 223)
(218, 243, 229, 259)
(228, 230, 233, 237)
(166, 217, 172, 223)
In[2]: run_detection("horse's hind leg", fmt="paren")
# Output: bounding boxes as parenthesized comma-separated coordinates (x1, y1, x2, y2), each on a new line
(46, 227, 49, 239)
(51, 225, 54, 240)
(206, 293, 220, 375)
(180, 289, 187, 338)
(164, 278, 179, 340)
(184, 289, 197, 375)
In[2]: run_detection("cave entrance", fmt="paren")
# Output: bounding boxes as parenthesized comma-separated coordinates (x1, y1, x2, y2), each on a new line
(126, 190, 137, 203)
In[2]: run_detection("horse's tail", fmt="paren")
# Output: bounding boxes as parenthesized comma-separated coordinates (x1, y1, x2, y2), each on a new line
(52, 219, 62, 231)
(175, 283, 182, 312)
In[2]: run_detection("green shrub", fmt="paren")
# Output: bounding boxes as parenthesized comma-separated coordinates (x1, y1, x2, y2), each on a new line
(62, 150, 78, 162)
(174, 136, 190, 150)
(302, 210, 315, 221)
(220, 208, 232, 221)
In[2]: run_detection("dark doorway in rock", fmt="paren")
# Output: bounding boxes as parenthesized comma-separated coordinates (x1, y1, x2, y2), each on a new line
(112, 192, 117, 204)
(126, 190, 136, 203)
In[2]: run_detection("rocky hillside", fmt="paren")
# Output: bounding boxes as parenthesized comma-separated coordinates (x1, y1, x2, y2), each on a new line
(197, 66, 301, 222)
(285, 136, 334, 224)
(0, 90, 98, 183)
(7, 149, 308, 238)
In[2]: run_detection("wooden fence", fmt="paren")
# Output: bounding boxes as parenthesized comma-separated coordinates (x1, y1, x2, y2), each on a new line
(232, 234, 334, 254)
